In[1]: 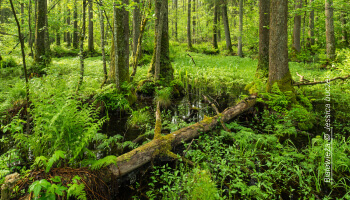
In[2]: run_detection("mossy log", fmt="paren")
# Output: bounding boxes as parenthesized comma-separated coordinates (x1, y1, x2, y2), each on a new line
(107, 95, 257, 178)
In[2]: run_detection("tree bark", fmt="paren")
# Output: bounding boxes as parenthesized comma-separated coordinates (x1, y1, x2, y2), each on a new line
(56, 2, 61, 46)
(98, 0, 107, 85)
(78, 0, 87, 89)
(148, 0, 173, 83)
(237, 0, 243, 57)
(192, 0, 195, 44)
(175, 0, 178, 41)
(109, 0, 130, 87)
(222, 0, 233, 53)
(107, 96, 257, 178)
(73, 0, 78, 49)
(34, 0, 49, 66)
(66, 9, 71, 47)
(213, 0, 218, 49)
(341, 13, 349, 47)
(307, 0, 314, 48)
(132, 0, 141, 63)
(292, 0, 302, 54)
(88, 0, 94, 55)
(268, 0, 294, 94)
(155, 0, 166, 81)
(256, 0, 269, 79)
(187, 0, 192, 49)
(325, 0, 335, 60)
(28, 0, 34, 57)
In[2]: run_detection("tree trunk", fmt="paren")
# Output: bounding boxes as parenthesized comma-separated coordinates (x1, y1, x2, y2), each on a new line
(56, 2, 61, 46)
(66, 9, 71, 47)
(148, 0, 173, 83)
(109, 0, 130, 87)
(73, 0, 78, 49)
(187, 0, 192, 49)
(268, 0, 294, 94)
(192, 0, 195, 44)
(113, 3, 119, 89)
(78, 0, 86, 89)
(213, 0, 218, 49)
(325, 0, 335, 60)
(237, 0, 243, 57)
(256, 0, 269, 79)
(34, 0, 48, 66)
(98, 0, 107, 85)
(155, 0, 166, 81)
(21, 2, 24, 25)
(28, 0, 34, 57)
(88, 0, 94, 55)
(341, 13, 349, 47)
(307, 0, 314, 48)
(217, 8, 221, 42)
(292, 0, 302, 54)
(175, 0, 178, 41)
(222, 0, 232, 53)
(106, 96, 257, 178)
(132, 0, 141, 64)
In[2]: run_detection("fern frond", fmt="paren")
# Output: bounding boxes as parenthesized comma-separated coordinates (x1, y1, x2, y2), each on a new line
(90, 155, 117, 170)
(46, 150, 66, 173)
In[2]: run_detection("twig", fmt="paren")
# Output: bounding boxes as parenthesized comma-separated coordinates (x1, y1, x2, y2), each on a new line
(203, 95, 231, 132)
(293, 74, 350, 86)
(183, 139, 194, 157)
(186, 53, 196, 66)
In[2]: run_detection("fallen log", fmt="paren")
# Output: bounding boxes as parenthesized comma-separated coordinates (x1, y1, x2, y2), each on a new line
(107, 95, 257, 178)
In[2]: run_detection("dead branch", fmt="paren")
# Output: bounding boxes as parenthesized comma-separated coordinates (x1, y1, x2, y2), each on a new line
(203, 95, 231, 132)
(293, 74, 350, 86)
(186, 53, 196, 66)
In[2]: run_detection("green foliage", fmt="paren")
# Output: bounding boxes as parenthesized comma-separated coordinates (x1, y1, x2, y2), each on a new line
(155, 87, 172, 107)
(29, 178, 67, 200)
(32, 150, 66, 173)
(90, 155, 117, 170)
(95, 84, 132, 111)
(67, 176, 87, 200)
(128, 107, 151, 128)
(0, 56, 18, 68)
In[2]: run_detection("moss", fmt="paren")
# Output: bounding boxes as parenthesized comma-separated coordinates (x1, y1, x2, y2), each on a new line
(136, 80, 155, 97)
(267, 72, 296, 101)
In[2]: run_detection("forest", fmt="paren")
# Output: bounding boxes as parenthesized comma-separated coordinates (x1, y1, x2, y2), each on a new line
(0, 0, 350, 199)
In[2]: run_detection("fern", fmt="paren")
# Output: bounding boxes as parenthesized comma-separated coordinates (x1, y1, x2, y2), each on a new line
(46, 150, 65, 172)
(67, 176, 87, 200)
(90, 155, 118, 170)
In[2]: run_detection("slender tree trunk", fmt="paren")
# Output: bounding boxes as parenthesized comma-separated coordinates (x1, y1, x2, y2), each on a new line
(28, 0, 34, 57)
(192, 0, 195, 44)
(175, 0, 178, 41)
(56, 2, 61, 46)
(341, 13, 349, 47)
(187, 0, 192, 48)
(21, 2, 24, 25)
(73, 0, 78, 49)
(113, 3, 119, 89)
(98, 0, 107, 85)
(307, 0, 314, 48)
(325, 0, 335, 60)
(88, 0, 94, 55)
(268, 0, 294, 94)
(292, 0, 302, 54)
(217, 8, 221, 42)
(213, 0, 218, 49)
(9, 0, 30, 134)
(131, 17, 148, 80)
(237, 0, 243, 57)
(34, 0, 48, 66)
(132, 0, 141, 63)
(256, 0, 270, 78)
(148, 0, 173, 83)
(66, 9, 71, 47)
(222, 0, 232, 53)
(78, 0, 86, 89)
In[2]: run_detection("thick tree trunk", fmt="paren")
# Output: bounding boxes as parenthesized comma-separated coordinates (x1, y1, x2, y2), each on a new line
(154, 0, 165, 81)
(187, 0, 192, 49)
(341, 13, 349, 47)
(132, 0, 141, 62)
(213, 0, 218, 49)
(237, 0, 243, 57)
(148, 0, 173, 83)
(268, 0, 294, 94)
(256, 0, 269, 79)
(88, 0, 94, 55)
(66, 9, 71, 47)
(73, 0, 78, 49)
(109, 0, 129, 87)
(34, 0, 48, 66)
(107, 96, 257, 178)
(307, 0, 314, 48)
(292, 0, 302, 54)
(222, 0, 232, 53)
(325, 0, 335, 60)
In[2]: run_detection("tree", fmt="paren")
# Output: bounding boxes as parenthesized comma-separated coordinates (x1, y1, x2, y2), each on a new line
(56, 2, 61, 46)
(187, 0, 192, 49)
(192, 0, 196, 43)
(98, 0, 107, 85)
(78, 0, 87, 89)
(340, 13, 348, 47)
(132, 0, 141, 64)
(237, 0, 243, 57)
(174, 0, 178, 41)
(292, 0, 302, 54)
(268, 0, 294, 94)
(148, 0, 173, 83)
(325, 0, 335, 60)
(221, 0, 233, 53)
(66, 8, 71, 47)
(109, 0, 130, 87)
(73, 0, 78, 49)
(88, 0, 94, 55)
(34, 0, 49, 66)
(307, 0, 315, 48)
(256, 0, 269, 78)
(213, 0, 218, 49)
